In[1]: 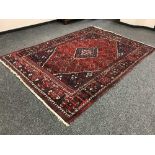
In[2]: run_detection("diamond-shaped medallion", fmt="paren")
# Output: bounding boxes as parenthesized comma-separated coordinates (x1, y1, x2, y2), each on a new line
(75, 47, 98, 58)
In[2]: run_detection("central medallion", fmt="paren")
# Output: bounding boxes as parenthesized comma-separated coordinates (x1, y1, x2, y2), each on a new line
(75, 47, 98, 58)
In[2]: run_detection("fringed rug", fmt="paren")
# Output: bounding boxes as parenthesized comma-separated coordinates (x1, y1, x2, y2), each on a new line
(0, 26, 154, 126)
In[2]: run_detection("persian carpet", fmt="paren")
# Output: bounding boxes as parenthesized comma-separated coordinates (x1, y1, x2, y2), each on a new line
(0, 26, 154, 126)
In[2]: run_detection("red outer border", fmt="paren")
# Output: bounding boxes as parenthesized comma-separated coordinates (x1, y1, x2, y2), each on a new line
(67, 49, 154, 123)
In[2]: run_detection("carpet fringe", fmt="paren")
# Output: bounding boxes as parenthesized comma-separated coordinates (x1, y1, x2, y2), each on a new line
(0, 59, 70, 127)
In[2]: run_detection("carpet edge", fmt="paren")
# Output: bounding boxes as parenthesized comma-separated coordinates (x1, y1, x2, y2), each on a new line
(0, 59, 70, 127)
(91, 25, 155, 49)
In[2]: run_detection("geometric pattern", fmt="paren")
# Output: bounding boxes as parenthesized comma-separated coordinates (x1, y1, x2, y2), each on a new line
(0, 26, 154, 125)
(75, 47, 98, 58)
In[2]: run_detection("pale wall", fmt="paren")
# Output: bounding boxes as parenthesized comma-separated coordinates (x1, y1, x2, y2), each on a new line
(120, 19, 155, 28)
(0, 19, 53, 32)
